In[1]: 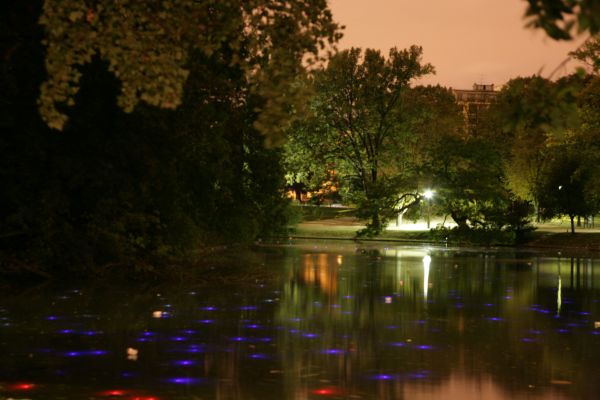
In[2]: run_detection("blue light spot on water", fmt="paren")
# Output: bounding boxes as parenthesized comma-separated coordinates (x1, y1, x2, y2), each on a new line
(389, 342, 406, 347)
(416, 345, 433, 350)
(180, 330, 197, 335)
(303, 333, 319, 339)
(322, 349, 345, 355)
(406, 371, 430, 379)
(57, 329, 75, 334)
(46, 316, 60, 321)
(231, 337, 248, 342)
(257, 337, 272, 342)
(370, 374, 395, 381)
(245, 324, 260, 329)
(64, 350, 108, 357)
(172, 360, 198, 366)
(240, 306, 257, 311)
(484, 303, 494, 307)
(488, 317, 503, 322)
(343, 295, 353, 299)
(136, 337, 155, 343)
(385, 325, 398, 330)
(557, 329, 570, 333)
(171, 336, 187, 342)
(165, 377, 204, 385)
(198, 319, 214, 324)
(81, 330, 102, 336)
(521, 338, 537, 343)
(201, 306, 217, 311)
(249, 353, 269, 359)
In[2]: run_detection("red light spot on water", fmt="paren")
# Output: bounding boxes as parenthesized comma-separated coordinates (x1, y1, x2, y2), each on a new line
(98, 389, 128, 396)
(9, 382, 35, 390)
(312, 387, 342, 396)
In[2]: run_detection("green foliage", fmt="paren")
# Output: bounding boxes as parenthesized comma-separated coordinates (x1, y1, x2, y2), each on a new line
(484, 76, 581, 211)
(536, 146, 596, 232)
(571, 35, 600, 73)
(524, 0, 600, 39)
(286, 47, 435, 235)
(38, 0, 341, 144)
(1, 3, 294, 275)
(424, 133, 508, 229)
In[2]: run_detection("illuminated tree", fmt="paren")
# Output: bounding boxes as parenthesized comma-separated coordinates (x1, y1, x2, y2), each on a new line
(301, 47, 434, 234)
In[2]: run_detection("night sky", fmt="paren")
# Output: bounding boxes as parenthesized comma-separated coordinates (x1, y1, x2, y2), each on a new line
(329, 0, 587, 89)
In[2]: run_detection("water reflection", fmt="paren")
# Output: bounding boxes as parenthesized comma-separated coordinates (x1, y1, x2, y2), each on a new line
(0, 243, 598, 399)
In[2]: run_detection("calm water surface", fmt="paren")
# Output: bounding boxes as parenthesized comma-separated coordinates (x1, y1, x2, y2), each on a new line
(1, 241, 599, 399)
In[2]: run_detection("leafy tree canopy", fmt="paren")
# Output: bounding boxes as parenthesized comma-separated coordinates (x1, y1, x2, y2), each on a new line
(524, 0, 600, 40)
(38, 0, 341, 143)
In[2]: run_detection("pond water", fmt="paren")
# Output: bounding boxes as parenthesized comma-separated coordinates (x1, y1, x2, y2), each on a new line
(1, 241, 599, 399)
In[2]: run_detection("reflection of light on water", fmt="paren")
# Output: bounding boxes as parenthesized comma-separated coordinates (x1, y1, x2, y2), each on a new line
(423, 255, 431, 299)
(557, 275, 562, 317)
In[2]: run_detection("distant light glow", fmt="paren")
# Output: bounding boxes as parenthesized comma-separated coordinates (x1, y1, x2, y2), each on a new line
(423, 190, 434, 199)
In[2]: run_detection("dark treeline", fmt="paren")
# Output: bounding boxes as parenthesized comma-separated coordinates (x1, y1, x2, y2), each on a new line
(0, 2, 289, 276)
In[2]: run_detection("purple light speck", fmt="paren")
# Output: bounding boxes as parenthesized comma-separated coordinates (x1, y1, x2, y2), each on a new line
(57, 329, 75, 334)
(484, 303, 494, 307)
(46, 316, 60, 321)
(198, 319, 214, 324)
(231, 337, 247, 342)
(389, 342, 406, 347)
(245, 324, 260, 329)
(557, 329, 570, 333)
(303, 333, 319, 338)
(521, 338, 537, 343)
(171, 336, 187, 342)
(240, 306, 257, 311)
(322, 349, 344, 355)
(416, 345, 433, 350)
(166, 377, 203, 385)
(172, 360, 197, 366)
(406, 371, 430, 379)
(249, 353, 269, 359)
(371, 374, 394, 381)
(201, 306, 217, 311)
(488, 317, 503, 322)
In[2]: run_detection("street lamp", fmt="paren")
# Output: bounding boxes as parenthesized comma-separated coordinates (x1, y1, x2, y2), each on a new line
(423, 190, 434, 229)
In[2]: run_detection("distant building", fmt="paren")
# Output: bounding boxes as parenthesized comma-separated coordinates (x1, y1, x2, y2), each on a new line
(453, 83, 498, 135)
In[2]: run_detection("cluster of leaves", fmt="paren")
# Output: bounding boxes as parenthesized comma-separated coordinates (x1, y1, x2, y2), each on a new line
(38, 0, 341, 145)
(524, 0, 600, 40)
(285, 47, 435, 235)
(1, 0, 323, 275)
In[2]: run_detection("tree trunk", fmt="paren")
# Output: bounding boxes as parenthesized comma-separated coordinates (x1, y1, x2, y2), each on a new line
(570, 215, 575, 234)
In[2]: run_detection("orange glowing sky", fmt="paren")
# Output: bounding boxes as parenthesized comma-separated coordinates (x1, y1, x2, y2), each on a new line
(328, 0, 587, 89)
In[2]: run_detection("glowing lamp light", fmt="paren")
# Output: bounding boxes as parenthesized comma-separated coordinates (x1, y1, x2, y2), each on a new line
(423, 190, 434, 199)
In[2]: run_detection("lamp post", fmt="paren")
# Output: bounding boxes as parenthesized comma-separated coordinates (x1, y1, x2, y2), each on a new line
(423, 190, 433, 229)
